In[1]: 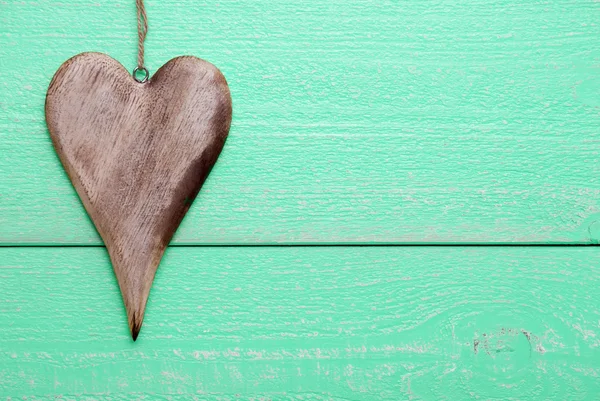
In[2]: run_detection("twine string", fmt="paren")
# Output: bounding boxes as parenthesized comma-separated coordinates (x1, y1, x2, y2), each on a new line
(136, 0, 148, 69)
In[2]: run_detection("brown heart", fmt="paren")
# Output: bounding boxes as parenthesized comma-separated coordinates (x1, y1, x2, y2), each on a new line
(45, 52, 232, 340)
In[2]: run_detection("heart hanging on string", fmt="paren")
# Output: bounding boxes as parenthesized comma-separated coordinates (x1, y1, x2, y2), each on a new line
(45, 0, 232, 341)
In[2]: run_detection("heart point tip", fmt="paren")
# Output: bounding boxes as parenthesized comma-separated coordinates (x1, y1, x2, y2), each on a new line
(131, 317, 142, 342)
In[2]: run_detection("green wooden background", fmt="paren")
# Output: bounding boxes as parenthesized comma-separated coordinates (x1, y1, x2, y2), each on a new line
(1, 0, 599, 399)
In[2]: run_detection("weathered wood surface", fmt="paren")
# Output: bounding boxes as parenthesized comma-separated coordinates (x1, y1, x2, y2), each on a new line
(1, 247, 599, 399)
(46, 52, 231, 339)
(2, 0, 600, 244)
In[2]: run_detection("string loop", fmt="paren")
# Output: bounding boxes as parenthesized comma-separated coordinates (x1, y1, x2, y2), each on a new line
(134, 0, 149, 81)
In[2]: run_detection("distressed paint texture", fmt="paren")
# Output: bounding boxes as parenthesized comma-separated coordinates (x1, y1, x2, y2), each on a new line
(1, 0, 600, 244)
(1, 0, 600, 399)
(1, 247, 600, 399)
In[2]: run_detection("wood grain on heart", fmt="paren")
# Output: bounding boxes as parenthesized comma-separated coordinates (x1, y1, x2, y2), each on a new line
(45, 52, 232, 340)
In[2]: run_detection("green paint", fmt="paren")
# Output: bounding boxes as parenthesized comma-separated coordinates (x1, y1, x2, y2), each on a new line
(1, 0, 599, 399)
(1, 0, 600, 244)
(1, 247, 599, 399)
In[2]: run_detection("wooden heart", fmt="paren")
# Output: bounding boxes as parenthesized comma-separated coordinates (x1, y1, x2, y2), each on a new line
(45, 52, 232, 340)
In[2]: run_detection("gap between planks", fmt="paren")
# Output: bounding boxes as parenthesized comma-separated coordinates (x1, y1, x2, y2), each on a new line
(0, 243, 598, 248)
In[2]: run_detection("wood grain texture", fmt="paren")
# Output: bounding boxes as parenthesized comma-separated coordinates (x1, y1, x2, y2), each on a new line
(1, 247, 599, 400)
(45, 53, 231, 339)
(2, 0, 600, 244)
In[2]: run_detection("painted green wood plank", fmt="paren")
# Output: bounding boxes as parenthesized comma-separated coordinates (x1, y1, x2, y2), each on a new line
(1, 246, 599, 399)
(1, 0, 600, 245)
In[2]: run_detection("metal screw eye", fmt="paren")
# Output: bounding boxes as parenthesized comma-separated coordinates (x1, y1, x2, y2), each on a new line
(133, 67, 149, 83)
